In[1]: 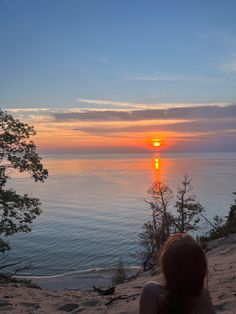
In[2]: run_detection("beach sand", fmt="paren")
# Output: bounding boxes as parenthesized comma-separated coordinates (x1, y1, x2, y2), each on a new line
(0, 234, 235, 313)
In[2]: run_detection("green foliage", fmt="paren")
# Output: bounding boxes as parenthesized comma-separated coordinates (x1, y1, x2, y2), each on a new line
(206, 215, 225, 239)
(0, 110, 48, 253)
(206, 193, 236, 240)
(226, 193, 236, 233)
(112, 258, 127, 285)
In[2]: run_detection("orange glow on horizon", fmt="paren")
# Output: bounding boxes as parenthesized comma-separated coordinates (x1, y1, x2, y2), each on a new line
(31, 118, 202, 154)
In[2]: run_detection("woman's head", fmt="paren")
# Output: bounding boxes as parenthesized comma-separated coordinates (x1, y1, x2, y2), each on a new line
(160, 233, 207, 298)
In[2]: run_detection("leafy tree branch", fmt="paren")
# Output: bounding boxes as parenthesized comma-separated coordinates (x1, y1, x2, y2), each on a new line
(0, 110, 48, 254)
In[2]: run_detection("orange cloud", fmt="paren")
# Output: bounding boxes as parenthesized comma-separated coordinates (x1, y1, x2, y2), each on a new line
(6, 104, 236, 153)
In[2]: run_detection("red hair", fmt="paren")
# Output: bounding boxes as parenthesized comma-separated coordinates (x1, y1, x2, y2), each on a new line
(159, 233, 207, 314)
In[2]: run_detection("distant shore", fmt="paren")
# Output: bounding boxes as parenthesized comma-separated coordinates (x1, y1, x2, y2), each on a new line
(1, 234, 235, 313)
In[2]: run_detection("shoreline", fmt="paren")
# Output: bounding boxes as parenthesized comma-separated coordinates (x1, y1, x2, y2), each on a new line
(16, 266, 141, 291)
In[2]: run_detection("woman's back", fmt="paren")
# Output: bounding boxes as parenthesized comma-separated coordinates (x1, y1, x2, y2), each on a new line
(140, 281, 216, 314)
(139, 234, 216, 314)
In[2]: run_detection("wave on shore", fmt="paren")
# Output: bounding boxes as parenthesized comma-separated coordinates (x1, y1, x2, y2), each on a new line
(22, 267, 141, 291)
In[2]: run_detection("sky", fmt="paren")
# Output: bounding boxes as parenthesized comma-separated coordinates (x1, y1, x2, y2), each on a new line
(1, 0, 236, 153)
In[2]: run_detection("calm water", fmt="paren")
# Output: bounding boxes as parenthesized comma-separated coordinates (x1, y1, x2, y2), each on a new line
(4, 153, 236, 276)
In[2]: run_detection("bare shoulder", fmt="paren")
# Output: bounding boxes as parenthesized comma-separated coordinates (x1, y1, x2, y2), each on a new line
(141, 281, 166, 297)
(139, 281, 166, 314)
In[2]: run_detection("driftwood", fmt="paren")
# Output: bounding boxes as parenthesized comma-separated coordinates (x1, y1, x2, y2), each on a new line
(105, 293, 141, 305)
(93, 286, 115, 295)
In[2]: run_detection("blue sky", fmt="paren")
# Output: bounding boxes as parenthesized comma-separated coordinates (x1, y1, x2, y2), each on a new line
(1, 0, 236, 152)
(1, 0, 236, 108)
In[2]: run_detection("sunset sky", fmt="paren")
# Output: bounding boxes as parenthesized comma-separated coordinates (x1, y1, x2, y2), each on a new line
(1, 0, 236, 153)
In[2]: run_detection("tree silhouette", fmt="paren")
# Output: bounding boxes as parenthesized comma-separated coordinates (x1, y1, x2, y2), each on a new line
(175, 175, 204, 233)
(0, 110, 48, 253)
(138, 176, 204, 270)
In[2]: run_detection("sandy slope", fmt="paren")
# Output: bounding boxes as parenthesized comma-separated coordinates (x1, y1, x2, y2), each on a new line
(0, 234, 235, 314)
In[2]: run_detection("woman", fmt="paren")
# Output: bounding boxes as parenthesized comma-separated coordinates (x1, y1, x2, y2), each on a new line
(139, 233, 215, 314)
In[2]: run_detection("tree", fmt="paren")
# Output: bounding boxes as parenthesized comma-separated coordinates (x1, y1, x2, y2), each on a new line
(206, 192, 236, 240)
(138, 176, 204, 270)
(146, 181, 174, 244)
(0, 110, 48, 253)
(226, 192, 236, 234)
(138, 221, 163, 271)
(174, 175, 204, 233)
(137, 181, 174, 270)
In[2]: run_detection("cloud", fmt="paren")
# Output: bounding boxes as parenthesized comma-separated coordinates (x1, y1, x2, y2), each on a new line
(196, 31, 236, 44)
(52, 104, 236, 122)
(125, 75, 186, 81)
(6, 104, 236, 153)
(77, 98, 142, 108)
(124, 75, 222, 83)
(220, 58, 236, 73)
(77, 98, 229, 110)
(74, 117, 236, 133)
(6, 108, 50, 113)
(69, 118, 236, 135)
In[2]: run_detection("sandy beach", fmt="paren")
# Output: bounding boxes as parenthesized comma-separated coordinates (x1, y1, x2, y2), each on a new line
(0, 234, 235, 313)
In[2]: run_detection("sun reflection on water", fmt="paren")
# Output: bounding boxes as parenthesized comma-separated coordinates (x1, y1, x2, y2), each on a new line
(153, 154, 160, 181)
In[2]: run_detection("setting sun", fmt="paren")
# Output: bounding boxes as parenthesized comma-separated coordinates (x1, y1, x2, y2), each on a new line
(152, 140, 161, 148)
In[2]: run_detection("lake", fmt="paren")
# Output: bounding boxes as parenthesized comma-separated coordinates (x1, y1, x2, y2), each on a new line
(4, 152, 236, 276)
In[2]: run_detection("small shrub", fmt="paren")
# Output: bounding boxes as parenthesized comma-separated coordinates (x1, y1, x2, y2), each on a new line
(112, 258, 127, 285)
(205, 193, 236, 240)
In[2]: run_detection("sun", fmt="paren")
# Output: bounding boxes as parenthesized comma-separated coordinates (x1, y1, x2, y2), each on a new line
(153, 141, 161, 147)
(152, 140, 161, 148)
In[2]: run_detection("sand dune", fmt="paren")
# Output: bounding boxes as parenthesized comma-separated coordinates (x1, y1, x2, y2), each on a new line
(0, 234, 235, 313)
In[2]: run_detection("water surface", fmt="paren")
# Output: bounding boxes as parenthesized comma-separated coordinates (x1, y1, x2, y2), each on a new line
(5, 152, 236, 275)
